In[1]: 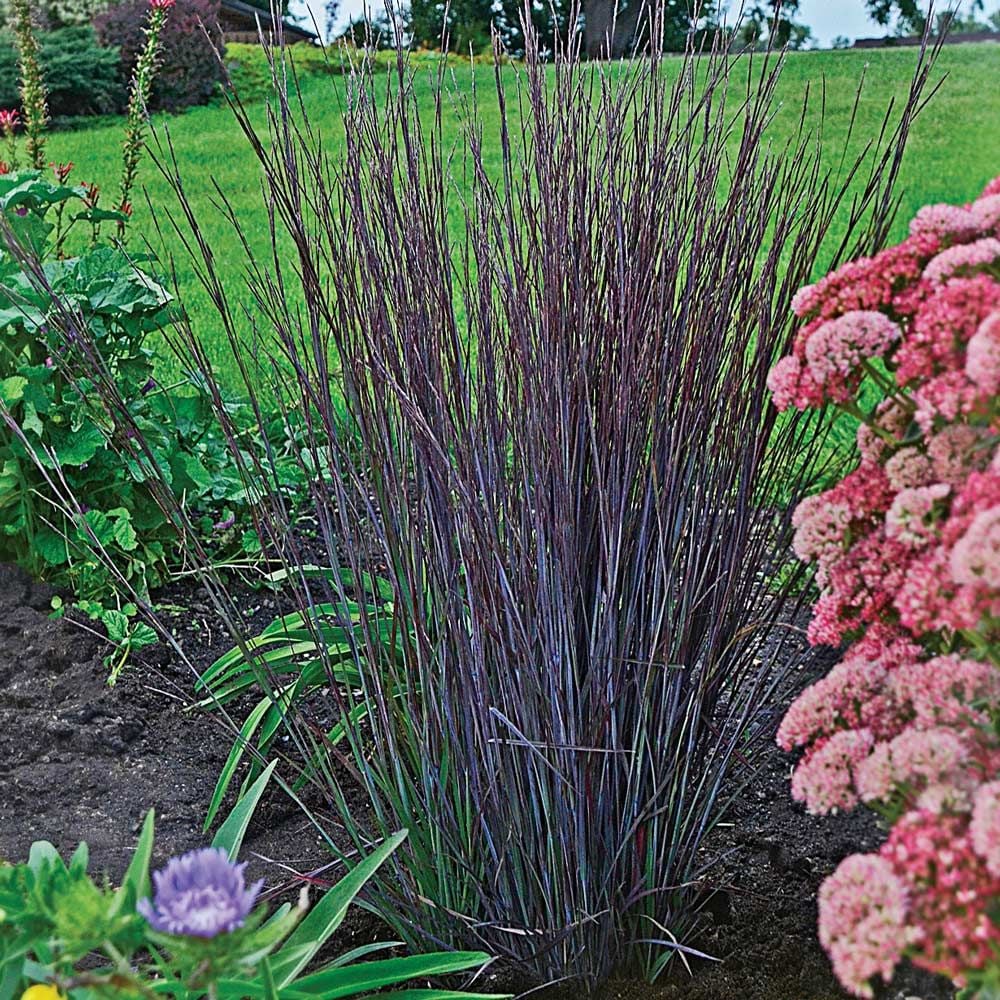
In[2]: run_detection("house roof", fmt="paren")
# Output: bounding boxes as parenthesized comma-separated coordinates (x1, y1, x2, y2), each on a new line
(219, 0, 319, 42)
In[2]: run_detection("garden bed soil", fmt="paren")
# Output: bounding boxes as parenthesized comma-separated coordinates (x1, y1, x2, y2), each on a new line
(0, 561, 955, 1000)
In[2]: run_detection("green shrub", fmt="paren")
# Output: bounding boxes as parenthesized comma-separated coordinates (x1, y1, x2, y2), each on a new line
(0, 26, 122, 119)
(224, 41, 343, 102)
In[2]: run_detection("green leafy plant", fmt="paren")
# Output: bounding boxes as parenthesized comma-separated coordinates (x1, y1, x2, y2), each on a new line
(0, 169, 175, 597)
(56, 595, 158, 683)
(0, 769, 502, 1000)
(196, 566, 400, 829)
(0, 169, 307, 607)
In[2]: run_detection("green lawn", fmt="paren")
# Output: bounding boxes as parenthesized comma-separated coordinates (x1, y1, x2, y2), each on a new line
(42, 43, 1000, 387)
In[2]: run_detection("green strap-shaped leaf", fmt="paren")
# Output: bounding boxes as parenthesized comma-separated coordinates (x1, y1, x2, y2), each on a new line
(291, 952, 493, 997)
(111, 809, 155, 915)
(203, 700, 273, 831)
(211, 760, 277, 860)
(269, 830, 408, 988)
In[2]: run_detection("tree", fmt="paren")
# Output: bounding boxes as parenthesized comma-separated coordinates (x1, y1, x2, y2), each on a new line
(863, 0, 986, 36)
(735, 1, 820, 50)
(582, 0, 719, 58)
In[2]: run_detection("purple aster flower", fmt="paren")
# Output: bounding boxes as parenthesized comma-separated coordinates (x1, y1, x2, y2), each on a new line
(137, 848, 263, 938)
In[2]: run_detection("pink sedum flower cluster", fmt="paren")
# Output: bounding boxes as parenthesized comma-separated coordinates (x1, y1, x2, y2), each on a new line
(770, 176, 1000, 998)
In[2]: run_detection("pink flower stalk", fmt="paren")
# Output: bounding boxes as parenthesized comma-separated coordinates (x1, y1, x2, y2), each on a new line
(970, 781, 1000, 877)
(923, 237, 1000, 285)
(119, 0, 174, 227)
(817, 853, 909, 998)
(966, 310, 1000, 395)
(10, 0, 48, 169)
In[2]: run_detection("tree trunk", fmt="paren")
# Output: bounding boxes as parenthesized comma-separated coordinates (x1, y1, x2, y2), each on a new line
(583, 0, 649, 59)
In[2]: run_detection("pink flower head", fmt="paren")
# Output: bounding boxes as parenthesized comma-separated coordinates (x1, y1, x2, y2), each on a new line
(983, 175, 1000, 198)
(150, 0, 175, 8)
(894, 274, 1000, 385)
(777, 655, 893, 752)
(927, 423, 988, 487)
(885, 483, 951, 548)
(923, 237, 1000, 285)
(909, 203, 979, 244)
(818, 853, 909, 998)
(767, 354, 824, 411)
(881, 811, 1000, 983)
(950, 504, 1000, 586)
(970, 781, 1000, 877)
(883, 447, 932, 490)
(971, 194, 1000, 237)
(791, 728, 874, 815)
(890, 655, 1000, 730)
(804, 310, 901, 390)
(912, 370, 981, 435)
(966, 309, 1000, 395)
(0, 108, 19, 133)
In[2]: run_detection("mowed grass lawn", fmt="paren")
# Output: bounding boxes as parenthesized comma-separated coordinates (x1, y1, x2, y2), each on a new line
(43, 42, 1000, 388)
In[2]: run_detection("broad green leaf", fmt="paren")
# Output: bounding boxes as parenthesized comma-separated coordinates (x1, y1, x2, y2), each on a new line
(0, 376, 26, 405)
(33, 528, 68, 567)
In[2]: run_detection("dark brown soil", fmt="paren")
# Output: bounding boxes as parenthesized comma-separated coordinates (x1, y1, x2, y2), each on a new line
(0, 561, 956, 1000)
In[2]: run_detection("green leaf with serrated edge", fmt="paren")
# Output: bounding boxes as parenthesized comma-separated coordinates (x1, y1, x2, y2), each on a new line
(211, 760, 277, 860)
(269, 830, 407, 988)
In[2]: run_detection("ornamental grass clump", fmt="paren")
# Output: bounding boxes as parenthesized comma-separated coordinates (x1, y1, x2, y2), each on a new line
(15, 12, 938, 992)
(771, 175, 1000, 999)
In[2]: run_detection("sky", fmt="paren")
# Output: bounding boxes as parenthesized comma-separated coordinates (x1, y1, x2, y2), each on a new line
(288, 0, 1000, 47)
